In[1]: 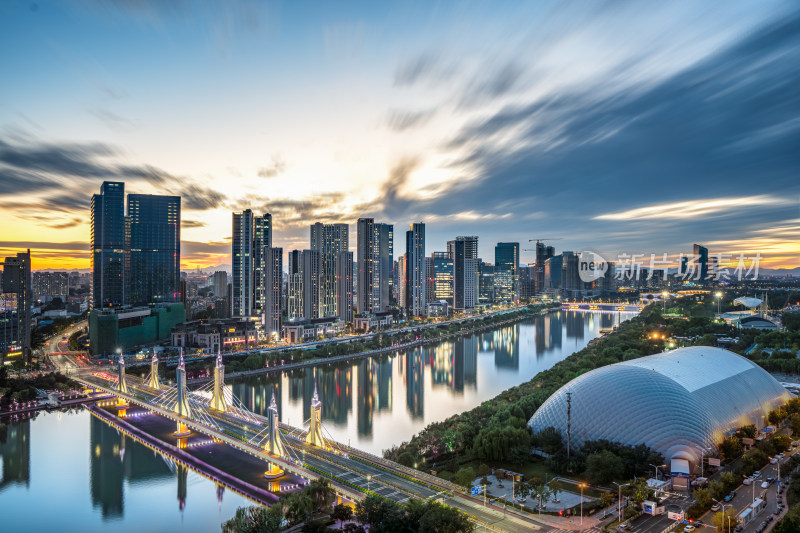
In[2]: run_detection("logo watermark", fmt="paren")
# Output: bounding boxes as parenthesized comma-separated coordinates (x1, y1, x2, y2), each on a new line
(578, 251, 609, 283)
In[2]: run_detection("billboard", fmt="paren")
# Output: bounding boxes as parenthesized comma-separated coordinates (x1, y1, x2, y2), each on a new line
(742, 438, 755, 446)
(708, 457, 721, 467)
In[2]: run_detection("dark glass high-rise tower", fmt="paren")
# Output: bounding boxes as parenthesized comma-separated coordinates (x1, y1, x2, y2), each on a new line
(494, 242, 519, 302)
(91, 181, 125, 308)
(126, 194, 181, 305)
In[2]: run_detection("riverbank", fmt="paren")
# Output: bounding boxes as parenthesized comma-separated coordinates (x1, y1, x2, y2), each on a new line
(384, 306, 656, 476)
(186, 304, 559, 385)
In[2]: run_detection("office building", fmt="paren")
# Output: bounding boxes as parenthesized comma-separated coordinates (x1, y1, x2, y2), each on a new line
(544, 255, 563, 290)
(405, 223, 426, 316)
(336, 251, 354, 324)
(231, 210, 272, 317)
(252, 214, 272, 314)
(310, 223, 349, 318)
(534, 243, 556, 295)
(91, 181, 125, 308)
(423, 257, 434, 307)
(1, 250, 32, 363)
(126, 194, 181, 305)
(263, 247, 283, 339)
(478, 261, 494, 305)
(286, 249, 320, 320)
(397, 254, 408, 309)
(449, 236, 478, 311)
(357, 219, 393, 314)
(561, 251, 582, 295)
(89, 303, 185, 355)
(375, 223, 393, 311)
(694, 243, 709, 283)
(32, 271, 69, 302)
(431, 252, 454, 307)
(494, 242, 519, 303)
(212, 271, 228, 298)
(519, 265, 534, 301)
(356, 218, 376, 314)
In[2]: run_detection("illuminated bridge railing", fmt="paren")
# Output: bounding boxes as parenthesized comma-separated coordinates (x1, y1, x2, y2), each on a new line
(562, 302, 644, 312)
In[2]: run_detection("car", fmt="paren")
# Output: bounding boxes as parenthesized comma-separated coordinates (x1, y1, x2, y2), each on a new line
(762, 481, 770, 489)
(754, 470, 761, 477)
(770, 458, 778, 464)
(786, 447, 793, 453)
(767, 477, 774, 484)
(743, 477, 753, 485)
(684, 527, 695, 532)
(711, 503, 721, 511)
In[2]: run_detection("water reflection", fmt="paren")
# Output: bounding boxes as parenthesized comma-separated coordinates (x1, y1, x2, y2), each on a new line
(229, 311, 634, 454)
(0, 418, 30, 490)
(89, 415, 173, 518)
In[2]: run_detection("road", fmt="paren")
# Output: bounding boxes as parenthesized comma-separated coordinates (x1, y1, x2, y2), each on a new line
(45, 320, 88, 371)
(698, 447, 795, 531)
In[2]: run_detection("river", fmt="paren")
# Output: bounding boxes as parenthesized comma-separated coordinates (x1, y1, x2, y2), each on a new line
(0, 310, 634, 532)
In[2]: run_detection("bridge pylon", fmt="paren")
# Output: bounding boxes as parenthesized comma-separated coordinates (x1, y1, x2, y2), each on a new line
(209, 349, 227, 412)
(305, 384, 326, 449)
(264, 392, 285, 479)
(115, 354, 129, 408)
(173, 350, 192, 437)
(147, 349, 161, 390)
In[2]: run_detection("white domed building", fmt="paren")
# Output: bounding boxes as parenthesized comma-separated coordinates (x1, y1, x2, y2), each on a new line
(528, 347, 790, 476)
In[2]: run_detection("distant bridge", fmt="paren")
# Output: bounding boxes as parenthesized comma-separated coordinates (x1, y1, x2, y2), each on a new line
(562, 302, 644, 312)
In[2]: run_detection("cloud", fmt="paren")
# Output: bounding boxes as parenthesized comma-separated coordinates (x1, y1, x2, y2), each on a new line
(167, 182, 227, 210)
(181, 219, 207, 229)
(256, 154, 287, 178)
(0, 136, 229, 217)
(594, 196, 790, 220)
(394, 54, 439, 86)
(386, 109, 436, 132)
(87, 107, 135, 131)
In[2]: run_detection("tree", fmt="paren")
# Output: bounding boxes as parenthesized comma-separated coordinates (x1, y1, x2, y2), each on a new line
(585, 450, 624, 484)
(536, 426, 563, 454)
(332, 504, 353, 529)
(599, 492, 614, 516)
(454, 466, 476, 488)
(355, 495, 401, 530)
(285, 492, 314, 524)
(693, 487, 712, 508)
(417, 501, 475, 533)
(514, 481, 533, 501)
(222, 505, 283, 533)
(719, 436, 743, 460)
(477, 463, 491, 477)
(790, 414, 800, 437)
(712, 508, 738, 533)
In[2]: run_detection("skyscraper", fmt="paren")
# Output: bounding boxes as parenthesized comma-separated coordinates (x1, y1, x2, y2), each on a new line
(286, 249, 320, 320)
(253, 214, 272, 314)
(231, 210, 271, 317)
(534, 243, 555, 294)
(494, 242, 519, 303)
(212, 271, 228, 298)
(264, 247, 283, 338)
(310, 223, 349, 318)
(91, 181, 125, 308)
(405, 223, 425, 316)
(478, 261, 494, 305)
(1, 250, 32, 363)
(126, 194, 181, 305)
(693, 243, 709, 283)
(449, 236, 478, 311)
(356, 218, 375, 314)
(336, 251, 354, 324)
(431, 252, 454, 306)
(375, 223, 393, 312)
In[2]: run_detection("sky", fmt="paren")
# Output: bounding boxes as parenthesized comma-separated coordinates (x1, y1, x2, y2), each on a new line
(0, 0, 798, 271)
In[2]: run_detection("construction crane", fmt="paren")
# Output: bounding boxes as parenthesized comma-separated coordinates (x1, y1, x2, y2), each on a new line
(522, 238, 562, 253)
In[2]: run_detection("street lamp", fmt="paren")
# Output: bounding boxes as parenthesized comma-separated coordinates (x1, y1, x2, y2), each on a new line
(649, 463, 661, 481)
(712, 498, 727, 533)
(578, 482, 588, 524)
(715, 291, 723, 315)
(661, 291, 669, 313)
(612, 482, 629, 523)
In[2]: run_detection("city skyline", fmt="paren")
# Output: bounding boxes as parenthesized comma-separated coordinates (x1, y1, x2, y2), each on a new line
(1, 1, 798, 271)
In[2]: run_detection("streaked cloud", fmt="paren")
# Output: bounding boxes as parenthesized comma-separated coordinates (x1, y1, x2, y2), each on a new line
(594, 196, 790, 221)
